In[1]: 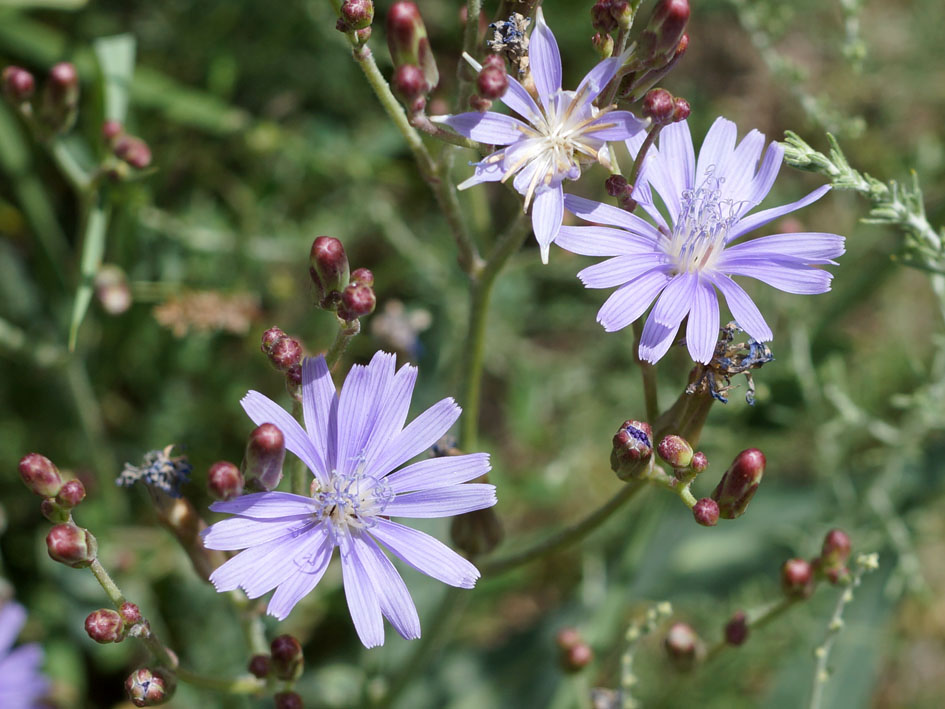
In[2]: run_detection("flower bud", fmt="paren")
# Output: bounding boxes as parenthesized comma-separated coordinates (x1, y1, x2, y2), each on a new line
(309, 236, 350, 308)
(555, 627, 581, 650)
(2, 66, 35, 104)
(340, 0, 374, 30)
(114, 135, 152, 169)
(338, 283, 376, 321)
(560, 642, 594, 673)
(710, 448, 765, 519)
(261, 327, 287, 354)
(692, 498, 718, 527)
(120, 602, 143, 626)
(450, 506, 503, 556)
(248, 654, 271, 679)
(85, 609, 126, 643)
(690, 451, 708, 473)
(268, 336, 302, 372)
(611, 420, 653, 480)
(468, 94, 491, 112)
(46, 523, 96, 567)
(646, 0, 690, 59)
(102, 119, 123, 142)
(125, 668, 173, 707)
(657, 434, 693, 469)
(781, 558, 814, 599)
(672, 95, 690, 122)
(477, 63, 508, 101)
(610, 0, 632, 31)
(392, 63, 426, 103)
(40, 62, 79, 134)
(605, 174, 629, 198)
(270, 634, 304, 681)
(275, 692, 304, 709)
(664, 622, 703, 671)
(56, 479, 86, 509)
(351, 267, 374, 287)
(94, 264, 132, 315)
(40, 498, 70, 523)
(591, 32, 615, 59)
(241, 424, 286, 492)
(724, 610, 748, 646)
(591, 2, 617, 33)
(207, 461, 243, 500)
(386, 2, 438, 91)
(18, 453, 63, 498)
(642, 88, 675, 125)
(820, 529, 852, 568)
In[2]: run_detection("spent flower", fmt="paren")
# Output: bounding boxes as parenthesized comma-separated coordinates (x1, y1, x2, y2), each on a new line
(203, 352, 496, 647)
(432, 8, 646, 262)
(559, 117, 844, 363)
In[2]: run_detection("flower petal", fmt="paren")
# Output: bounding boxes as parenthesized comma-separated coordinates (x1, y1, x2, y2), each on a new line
(638, 308, 680, 363)
(302, 356, 336, 484)
(583, 110, 647, 141)
(370, 518, 480, 588)
(431, 111, 531, 144)
(711, 274, 773, 342)
(0, 604, 25, 655)
(686, 280, 720, 364)
(556, 225, 660, 256)
(363, 398, 461, 479)
(578, 253, 670, 289)
(385, 484, 497, 518)
(458, 159, 506, 189)
(386, 453, 491, 493)
(355, 533, 420, 640)
(722, 232, 845, 263)
(563, 194, 664, 241)
(532, 185, 564, 263)
(659, 119, 695, 192)
(728, 185, 831, 241)
(336, 352, 397, 475)
(362, 363, 419, 477)
(241, 391, 325, 478)
(530, 8, 562, 111)
(267, 529, 334, 620)
(695, 116, 737, 185)
(741, 141, 784, 215)
(596, 268, 673, 332)
(574, 57, 620, 105)
(717, 128, 765, 203)
(499, 76, 542, 123)
(724, 262, 834, 294)
(209, 491, 317, 519)
(202, 515, 316, 550)
(339, 535, 385, 648)
(651, 271, 697, 327)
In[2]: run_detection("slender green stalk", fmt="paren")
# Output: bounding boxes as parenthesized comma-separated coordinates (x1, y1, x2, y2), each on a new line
(229, 591, 269, 656)
(68, 191, 112, 351)
(325, 318, 360, 370)
(175, 667, 265, 694)
(480, 480, 646, 576)
(89, 558, 127, 607)
(624, 124, 661, 193)
(456, 0, 483, 108)
(632, 319, 659, 423)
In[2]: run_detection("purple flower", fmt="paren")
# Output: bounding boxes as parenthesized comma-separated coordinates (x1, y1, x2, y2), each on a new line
(0, 601, 50, 709)
(559, 117, 845, 364)
(203, 352, 495, 647)
(431, 9, 646, 263)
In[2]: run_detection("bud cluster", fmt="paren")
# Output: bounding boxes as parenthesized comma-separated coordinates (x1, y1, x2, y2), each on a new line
(261, 327, 304, 387)
(611, 419, 653, 480)
(2, 62, 79, 134)
(125, 667, 174, 707)
(616, 0, 690, 103)
(102, 121, 153, 175)
(556, 627, 594, 673)
(19, 453, 89, 524)
(337, 0, 374, 38)
(640, 88, 690, 126)
(387, 2, 439, 114)
(780, 529, 853, 601)
(470, 55, 509, 112)
(309, 236, 376, 321)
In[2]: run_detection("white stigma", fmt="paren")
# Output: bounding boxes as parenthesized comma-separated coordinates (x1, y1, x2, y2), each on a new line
(665, 174, 737, 275)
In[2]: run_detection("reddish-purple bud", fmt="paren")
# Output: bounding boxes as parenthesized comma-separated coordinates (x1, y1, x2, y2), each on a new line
(85, 609, 126, 643)
(340, 0, 374, 30)
(556, 627, 582, 650)
(468, 94, 492, 112)
(338, 283, 376, 321)
(820, 529, 852, 568)
(125, 668, 173, 707)
(309, 236, 350, 307)
(268, 337, 302, 372)
(724, 610, 749, 646)
(591, 2, 618, 33)
(711, 448, 765, 519)
(642, 88, 675, 125)
(657, 434, 693, 469)
(114, 135, 152, 169)
(605, 174, 630, 198)
(18, 453, 63, 498)
(690, 451, 708, 473)
(248, 654, 271, 679)
(2, 66, 35, 103)
(261, 327, 287, 354)
(477, 64, 508, 100)
(611, 420, 653, 480)
(286, 363, 302, 387)
(560, 642, 594, 673)
(692, 498, 719, 527)
(242, 424, 286, 492)
(46, 523, 96, 568)
(56, 479, 86, 509)
(672, 96, 690, 122)
(610, 0, 632, 31)
(648, 0, 690, 58)
(392, 63, 426, 103)
(207, 461, 243, 501)
(120, 602, 143, 626)
(387, 2, 439, 90)
(591, 32, 615, 59)
(664, 622, 703, 671)
(781, 558, 814, 599)
(275, 692, 304, 709)
(102, 120, 123, 141)
(271, 634, 304, 681)
(41, 62, 80, 133)
(824, 565, 851, 585)
(351, 267, 374, 287)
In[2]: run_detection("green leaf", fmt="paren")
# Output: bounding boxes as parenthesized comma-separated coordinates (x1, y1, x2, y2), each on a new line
(93, 33, 136, 123)
(0, 0, 87, 8)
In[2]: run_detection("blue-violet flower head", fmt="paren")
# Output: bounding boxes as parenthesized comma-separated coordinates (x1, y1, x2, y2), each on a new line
(558, 117, 845, 364)
(203, 352, 496, 648)
(431, 8, 646, 263)
(0, 601, 50, 709)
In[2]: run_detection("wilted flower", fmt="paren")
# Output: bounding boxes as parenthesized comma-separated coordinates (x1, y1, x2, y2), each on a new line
(117, 445, 192, 498)
(432, 8, 646, 263)
(559, 117, 844, 363)
(0, 601, 50, 708)
(203, 352, 496, 647)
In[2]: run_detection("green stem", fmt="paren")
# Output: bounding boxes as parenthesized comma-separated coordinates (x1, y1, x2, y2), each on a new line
(89, 558, 127, 607)
(325, 318, 360, 370)
(433, 150, 483, 275)
(457, 0, 483, 108)
(68, 190, 112, 351)
(703, 597, 797, 663)
(480, 480, 647, 576)
(229, 591, 268, 656)
(460, 214, 529, 449)
(624, 125, 661, 195)
(632, 319, 659, 423)
(175, 667, 264, 694)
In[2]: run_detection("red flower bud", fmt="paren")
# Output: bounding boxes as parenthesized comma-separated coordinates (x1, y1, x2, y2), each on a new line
(592, 32, 615, 59)
(268, 337, 303, 372)
(387, 2, 439, 90)
(207, 461, 243, 500)
(591, 2, 617, 33)
(477, 64, 508, 101)
(711, 448, 765, 519)
(46, 523, 96, 567)
(605, 174, 629, 198)
(611, 420, 653, 480)
(120, 602, 143, 626)
(781, 558, 814, 599)
(248, 654, 271, 678)
(724, 610, 749, 646)
(56, 479, 86, 509)
(647, 0, 690, 59)
(555, 627, 582, 650)
(642, 88, 675, 125)
(657, 434, 693, 469)
(340, 0, 374, 30)
(242, 424, 286, 492)
(41, 62, 79, 134)
(261, 327, 287, 354)
(102, 120, 123, 141)
(2, 65, 35, 103)
(692, 498, 719, 527)
(114, 135, 152, 169)
(18, 453, 63, 498)
(339, 283, 376, 321)
(820, 528, 852, 568)
(271, 634, 304, 681)
(351, 267, 374, 287)
(275, 692, 304, 709)
(690, 451, 707, 473)
(85, 609, 126, 643)
(672, 96, 690, 122)
(560, 642, 594, 673)
(309, 236, 350, 307)
(392, 64, 426, 102)
(664, 622, 703, 671)
(125, 668, 173, 707)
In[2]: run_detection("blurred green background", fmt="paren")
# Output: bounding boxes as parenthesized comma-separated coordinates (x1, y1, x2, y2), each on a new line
(1, 0, 944, 706)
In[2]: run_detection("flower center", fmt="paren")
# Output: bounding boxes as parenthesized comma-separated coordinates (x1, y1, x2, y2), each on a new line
(666, 175, 737, 275)
(311, 472, 392, 533)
